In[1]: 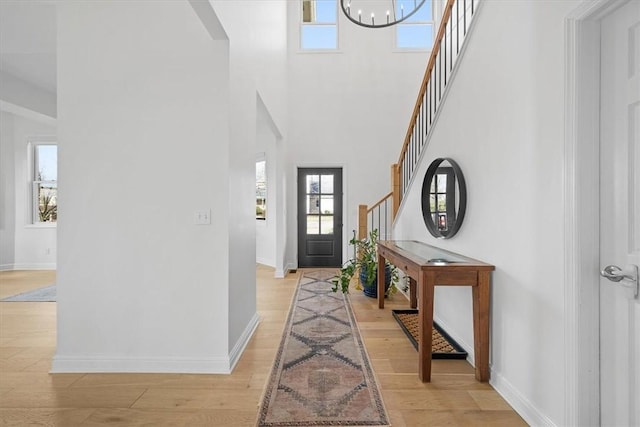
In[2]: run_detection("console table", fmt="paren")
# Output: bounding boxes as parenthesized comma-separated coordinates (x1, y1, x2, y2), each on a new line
(377, 240, 495, 382)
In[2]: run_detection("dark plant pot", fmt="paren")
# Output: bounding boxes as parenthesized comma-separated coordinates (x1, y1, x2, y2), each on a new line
(360, 264, 391, 298)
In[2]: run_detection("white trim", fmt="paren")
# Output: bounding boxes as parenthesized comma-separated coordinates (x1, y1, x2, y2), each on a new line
(0, 100, 56, 126)
(9, 263, 56, 270)
(256, 257, 274, 267)
(563, 1, 622, 425)
(228, 313, 261, 371)
(275, 262, 297, 278)
(491, 370, 557, 427)
(51, 355, 232, 374)
(24, 223, 57, 229)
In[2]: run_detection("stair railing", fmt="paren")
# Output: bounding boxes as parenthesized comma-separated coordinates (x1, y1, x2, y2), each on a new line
(358, 191, 394, 242)
(359, 0, 480, 241)
(396, 0, 478, 203)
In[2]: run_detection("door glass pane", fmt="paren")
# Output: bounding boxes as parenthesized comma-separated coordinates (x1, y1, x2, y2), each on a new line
(437, 194, 447, 212)
(321, 175, 333, 194)
(438, 213, 448, 231)
(320, 195, 334, 214)
(321, 215, 334, 234)
(437, 174, 447, 192)
(307, 195, 320, 214)
(307, 175, 320, 194)
(429, 194, 436, 211)
(307, 215, 320, 234)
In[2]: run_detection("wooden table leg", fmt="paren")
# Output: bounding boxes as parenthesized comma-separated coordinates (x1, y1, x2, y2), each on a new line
(409, 277, 417, 309)
(378, 254, 385, 309)
(418, 271, 435, 382)
(472, 271, 491, 382)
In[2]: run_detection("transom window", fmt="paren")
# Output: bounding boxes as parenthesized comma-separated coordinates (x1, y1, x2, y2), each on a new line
(301, 0, 338, 50)
(396, 0, 434, 49)
(32, 143, 57, 224)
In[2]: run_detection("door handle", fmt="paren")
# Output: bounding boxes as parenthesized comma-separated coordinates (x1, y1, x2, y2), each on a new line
(600, 264, 639, 298)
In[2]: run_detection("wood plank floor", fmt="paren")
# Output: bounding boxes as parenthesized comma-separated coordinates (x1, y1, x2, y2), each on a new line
(0, 266, 526, 426)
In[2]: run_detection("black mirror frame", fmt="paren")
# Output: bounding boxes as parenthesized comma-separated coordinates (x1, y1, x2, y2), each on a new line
(421, 158, 467, 239)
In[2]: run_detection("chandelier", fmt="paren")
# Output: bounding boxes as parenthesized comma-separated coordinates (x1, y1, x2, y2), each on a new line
(340, 0, 428, 28)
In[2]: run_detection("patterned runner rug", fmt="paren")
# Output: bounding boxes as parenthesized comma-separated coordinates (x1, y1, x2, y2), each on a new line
(257, 270, 389, 427)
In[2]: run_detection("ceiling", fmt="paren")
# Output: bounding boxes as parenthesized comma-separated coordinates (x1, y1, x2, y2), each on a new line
(0, 1, 57, 94)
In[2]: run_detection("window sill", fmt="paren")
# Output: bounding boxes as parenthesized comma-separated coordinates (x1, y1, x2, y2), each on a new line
(296, 49, 343, 54)
(25, 223, 57, 229)
(392, 47, 431, 53)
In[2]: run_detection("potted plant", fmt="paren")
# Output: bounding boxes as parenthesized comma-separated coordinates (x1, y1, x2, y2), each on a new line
(332, 229, 399, 298)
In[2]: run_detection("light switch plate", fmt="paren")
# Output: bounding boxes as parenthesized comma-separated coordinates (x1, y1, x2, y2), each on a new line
(194, 209, 211, 225)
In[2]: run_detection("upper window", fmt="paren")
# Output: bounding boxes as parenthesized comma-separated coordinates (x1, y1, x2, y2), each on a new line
(396, 0, 434, 49)
(301, 0, 338, 50)
(32, 143, 57, 224)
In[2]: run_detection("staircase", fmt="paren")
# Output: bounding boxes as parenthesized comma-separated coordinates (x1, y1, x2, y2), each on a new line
(358, 0, 480, 241)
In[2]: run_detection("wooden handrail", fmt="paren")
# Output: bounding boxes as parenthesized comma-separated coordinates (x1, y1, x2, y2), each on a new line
(357, 0, 479, 242)
(397, 0, 456, 166)
(367, 192, 393, 214)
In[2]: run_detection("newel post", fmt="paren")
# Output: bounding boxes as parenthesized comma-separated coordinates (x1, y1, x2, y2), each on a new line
(358, 204, 368, 241)
(391, 163, 400, 219)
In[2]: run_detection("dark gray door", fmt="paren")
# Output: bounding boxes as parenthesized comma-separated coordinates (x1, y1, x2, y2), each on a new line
(297, 168, 342, 267)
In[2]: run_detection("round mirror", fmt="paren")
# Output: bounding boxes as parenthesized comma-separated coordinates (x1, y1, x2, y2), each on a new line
(421, 158, 467, 239)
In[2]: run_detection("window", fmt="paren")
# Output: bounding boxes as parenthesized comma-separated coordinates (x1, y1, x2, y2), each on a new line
(256, 157, 266, 220)
(301, 0, 337, 50)
(32, 143, 57, 224)
(429, 167, 455, 232)
(305, 174, 334, 235)
(396, 0, 434, 49)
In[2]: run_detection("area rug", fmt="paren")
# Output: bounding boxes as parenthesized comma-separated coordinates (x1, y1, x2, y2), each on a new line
(391, 309, 467, 359)
(257, 270, 389, 427)
(1, 284, 56, 302)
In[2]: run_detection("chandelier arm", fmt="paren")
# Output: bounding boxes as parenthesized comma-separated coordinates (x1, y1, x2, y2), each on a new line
(340, 0, 427, 29)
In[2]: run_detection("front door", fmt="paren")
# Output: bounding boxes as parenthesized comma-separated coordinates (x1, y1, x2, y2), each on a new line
(297, 168, 342, 267)
(599, 1, 640, 425)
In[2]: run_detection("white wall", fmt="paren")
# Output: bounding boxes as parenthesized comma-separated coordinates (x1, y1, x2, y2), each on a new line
(0, 111, 56, 270)
(256, 99, 279, 268)
(0, 112, 16, 269)
(393, 1, 580, 425)
(54, 0, 232, 373)
(285, 1, 431, 268)
(209, 0, 288, 352)
(0, 72, 56, 119)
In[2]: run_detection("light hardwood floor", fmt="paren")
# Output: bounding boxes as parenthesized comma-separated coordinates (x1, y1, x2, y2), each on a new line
(0, 266, 526, 426)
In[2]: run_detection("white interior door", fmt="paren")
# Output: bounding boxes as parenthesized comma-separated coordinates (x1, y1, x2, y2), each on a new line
(600, 1, 640, 425)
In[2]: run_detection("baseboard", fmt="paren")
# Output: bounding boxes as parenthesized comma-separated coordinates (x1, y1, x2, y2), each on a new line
(433, 314, 475, 366)
(256, 257, 274, 268)
(50, 355, 232, 374)
(228, 312, 261, 371)
(0, 264, 14, 271)
(9, 263, 56, 270)
(275, 262, 297, 278)
(491, 369, 557, 427)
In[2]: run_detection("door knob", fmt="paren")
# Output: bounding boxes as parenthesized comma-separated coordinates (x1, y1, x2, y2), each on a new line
(600, 264, 639, 298)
